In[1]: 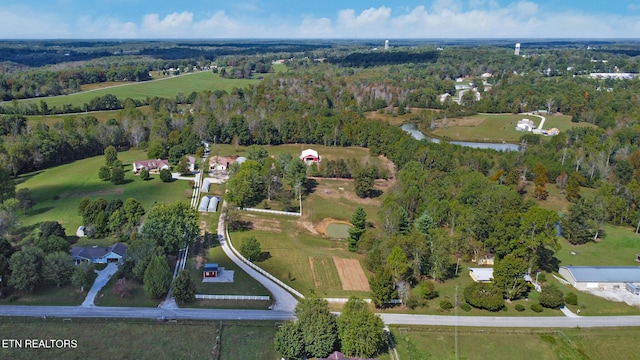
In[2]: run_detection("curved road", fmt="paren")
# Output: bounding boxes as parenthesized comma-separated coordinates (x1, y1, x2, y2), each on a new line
(216, 201, 299, 312)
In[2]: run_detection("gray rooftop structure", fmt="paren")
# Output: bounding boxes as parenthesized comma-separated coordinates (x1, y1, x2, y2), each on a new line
(560, 266, 640, 290)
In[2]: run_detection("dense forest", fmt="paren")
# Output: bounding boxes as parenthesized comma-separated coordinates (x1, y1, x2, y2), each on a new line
(2, 39, 640, 309)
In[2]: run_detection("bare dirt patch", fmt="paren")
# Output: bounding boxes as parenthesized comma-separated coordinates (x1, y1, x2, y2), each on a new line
(239, 215, 281, 232)
(298, 221, 319, 235)
(308, 257, 320, 288)
(311, 179, 390, 206)
(316, 218, 352, 237)
(333, 257, 370, 291)
(63, 188, 125, 198)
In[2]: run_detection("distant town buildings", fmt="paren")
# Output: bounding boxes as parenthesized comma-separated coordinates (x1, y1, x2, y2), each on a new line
(514, 43, 521, 56)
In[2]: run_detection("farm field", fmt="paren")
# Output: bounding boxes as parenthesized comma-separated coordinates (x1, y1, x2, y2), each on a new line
(425, 113, 597, 143)
(21, 71, 259, 110)
(15, 149, 193, 235)
(389, 326, 640, 360)
(0, 318, 278, 360)
(227, 176, 386, 298)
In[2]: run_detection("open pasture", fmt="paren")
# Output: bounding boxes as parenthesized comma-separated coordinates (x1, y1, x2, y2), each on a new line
(16, 149, 192, 234)
(21, 71, 259, 110)
(427, 113, 597, 143)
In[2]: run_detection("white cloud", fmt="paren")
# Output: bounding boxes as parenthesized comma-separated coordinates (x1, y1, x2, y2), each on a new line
(2, 2, 640, 39)
(141, 11, 194, 36)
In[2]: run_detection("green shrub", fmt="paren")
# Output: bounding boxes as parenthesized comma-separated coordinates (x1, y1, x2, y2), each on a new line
(515, 304, 526, 312)
(531, 303, 544, 313)
(540, 284, 565, 309)
(460, 303, 472, 312)
(440, 300, 453, 310)
(565, 292, 578, 306)
(159, 169, 173, 182)
(463, 282, 504, 311)
(536, 273, 547, 283)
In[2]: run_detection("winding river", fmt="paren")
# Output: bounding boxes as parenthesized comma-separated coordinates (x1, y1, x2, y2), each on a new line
(400, 123, 519, 152)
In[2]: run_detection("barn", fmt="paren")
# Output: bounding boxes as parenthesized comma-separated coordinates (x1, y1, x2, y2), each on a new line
(559, 266, 640, 290)
(300, 149, 320, 164)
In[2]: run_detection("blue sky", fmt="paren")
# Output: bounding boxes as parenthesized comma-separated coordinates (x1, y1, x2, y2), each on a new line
(1, 0, 639, 38)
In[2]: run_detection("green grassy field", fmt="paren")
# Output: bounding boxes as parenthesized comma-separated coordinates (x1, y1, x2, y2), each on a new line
(218, 321, 279, 360)
(22, 71, 259, 110)
(555, 224, 640, 267)
(16, 149, 193, 235)
(389, 326, 640, 360)
(0, 318, 278, 360)
(0, 284, 86, 306)
(94, 276, 162, 308)
(426, 113, 597, 143)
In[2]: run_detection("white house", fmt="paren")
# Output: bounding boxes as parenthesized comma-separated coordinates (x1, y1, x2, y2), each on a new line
(469, 268, 494, 282)
(70, 243, 128, 265)
(300, 149, 320, 164)
(186, 156, 197, 172)
(132, 159, 170, 174)
(516, 119, 535, 132)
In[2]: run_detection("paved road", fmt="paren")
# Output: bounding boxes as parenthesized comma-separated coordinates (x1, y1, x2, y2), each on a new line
(379, 313, 640, 328)
(0, 305, 293, 321)
(80, 263, 118, 307)
(217, 201, 299, 312)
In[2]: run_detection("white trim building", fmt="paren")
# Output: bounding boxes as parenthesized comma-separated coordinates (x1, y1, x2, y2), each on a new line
(559, 266, 640, 290)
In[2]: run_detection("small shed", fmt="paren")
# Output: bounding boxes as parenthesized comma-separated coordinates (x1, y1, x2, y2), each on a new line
(76, 226, 86, 237)
(203, 263, 219, 278)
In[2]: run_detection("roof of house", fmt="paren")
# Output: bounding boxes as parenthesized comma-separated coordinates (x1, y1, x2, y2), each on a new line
(204, 263, 219, 271)
(71, 242, 128, 260)
(561, 266, 640, 283)
(469, 267, 494, 282)
(301, 149, 319, 158)
(134, 159, 170, 169)
(186, 155, 196, 164)
(209, 155, 236, 168)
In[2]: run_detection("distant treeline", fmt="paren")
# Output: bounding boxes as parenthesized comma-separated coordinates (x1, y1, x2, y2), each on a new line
(328, 50, 439, 68)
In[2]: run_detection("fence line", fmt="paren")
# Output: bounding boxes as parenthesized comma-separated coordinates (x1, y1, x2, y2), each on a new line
(195, 294, 271, 301)
(225, 225, 305, 299)
(324, 298, 402, 304)
(239, 207, 301, 217)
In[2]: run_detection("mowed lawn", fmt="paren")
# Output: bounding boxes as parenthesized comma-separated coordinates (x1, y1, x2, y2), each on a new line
(389, 326, 640, 360)
(0, 318, 225, 359)
(21, 71, 259, 109)
(209, 143, 392, 171)
(16, 149, 193, 235)
(428, 113, 597, 143)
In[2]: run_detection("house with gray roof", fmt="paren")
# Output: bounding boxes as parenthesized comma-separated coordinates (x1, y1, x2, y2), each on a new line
(559, 266, 640, 290)
(70, 243, 128, 265)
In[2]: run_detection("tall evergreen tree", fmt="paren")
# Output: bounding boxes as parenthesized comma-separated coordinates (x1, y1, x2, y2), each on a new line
(347, 207, 367, 252)
(143, 254, 172, 299)
(171, 269, 196, 303)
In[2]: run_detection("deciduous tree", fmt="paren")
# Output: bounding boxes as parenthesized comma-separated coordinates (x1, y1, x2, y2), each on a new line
(42, 251, 74, 287)
(337, 297, 386, 358)
(294, 297, 337, 358)
(274, 321, 304, 360)
(492, 254, 529, 300)
(239, 236, 261, 262)
(9, 247, 44, 293)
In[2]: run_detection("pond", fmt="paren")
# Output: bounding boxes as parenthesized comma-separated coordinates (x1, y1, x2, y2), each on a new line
(325, 223, 352, 239)
(400, 123, 519, 152)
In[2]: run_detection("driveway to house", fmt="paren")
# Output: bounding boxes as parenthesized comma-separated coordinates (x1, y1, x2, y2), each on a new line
(80, 263, 118, 307)
(217, 201, 299, 312)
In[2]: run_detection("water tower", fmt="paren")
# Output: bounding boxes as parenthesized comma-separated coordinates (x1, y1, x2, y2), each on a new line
(514, 43, 521, 56)
(384, 40, 389, 50)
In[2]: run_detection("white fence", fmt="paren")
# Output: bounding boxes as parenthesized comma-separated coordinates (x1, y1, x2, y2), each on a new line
(195, 294, 271, 301)
(226, 225, 305, 299)
(324, 298, 402, 304)
(240, 207, 301, 217)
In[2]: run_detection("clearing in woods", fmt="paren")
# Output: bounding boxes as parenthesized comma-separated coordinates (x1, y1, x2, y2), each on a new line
(333, 257, 370, 291)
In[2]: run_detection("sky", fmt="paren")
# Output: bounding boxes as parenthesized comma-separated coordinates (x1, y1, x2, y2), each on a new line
(0, 0, 639, 39)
